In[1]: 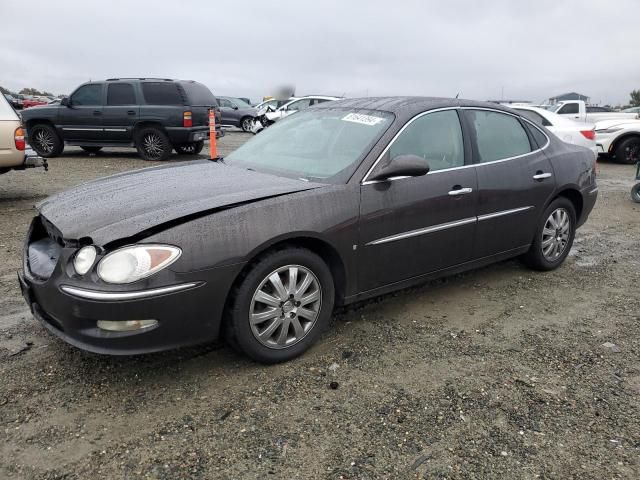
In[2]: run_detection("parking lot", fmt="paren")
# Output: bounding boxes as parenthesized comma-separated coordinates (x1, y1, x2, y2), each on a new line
(1, 132, 639, 479)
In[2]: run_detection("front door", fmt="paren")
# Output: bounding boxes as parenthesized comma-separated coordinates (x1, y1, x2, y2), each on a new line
(358, 109, 478, 292)
(58, 83, 104, 141)
(462, 109, 556, 258)
(103, 82, 139, 142)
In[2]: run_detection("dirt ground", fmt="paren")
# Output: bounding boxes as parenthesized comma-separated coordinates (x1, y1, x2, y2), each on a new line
(1, 134, 639, 479)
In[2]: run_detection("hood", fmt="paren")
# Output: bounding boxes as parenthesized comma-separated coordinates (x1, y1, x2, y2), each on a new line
(594, 118, 640, 130)
(37, 161, 323, 245)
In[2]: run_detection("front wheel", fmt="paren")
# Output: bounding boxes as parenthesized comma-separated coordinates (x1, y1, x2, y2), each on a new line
(523, 197, 576, 271)
(174, 141, 204, 155)
(241, 117, 254, 132)
(614, 137, 640, 165)
(29, 124, 63, 158)
(225, 248, 335, 363)
(135, 127, 172, 161)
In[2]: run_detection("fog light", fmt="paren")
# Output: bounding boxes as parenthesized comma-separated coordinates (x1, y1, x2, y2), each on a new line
(97, 319, 158, 332)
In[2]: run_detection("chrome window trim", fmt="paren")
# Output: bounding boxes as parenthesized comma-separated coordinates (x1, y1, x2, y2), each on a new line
(477, 206, 534, 221)
(361, 106, 551, 185)
(60, 282, 201, 301)
(365, 217, 476, 246)
(365, 206, 535, 246)
(361, 107, 460, 185)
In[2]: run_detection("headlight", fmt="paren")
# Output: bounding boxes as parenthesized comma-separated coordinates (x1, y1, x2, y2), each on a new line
(595, 127, 623, 134)
(73, 246, 97, 275)
(97, 245, 181, 284)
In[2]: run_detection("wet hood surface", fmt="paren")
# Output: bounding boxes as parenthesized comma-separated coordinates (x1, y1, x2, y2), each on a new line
(37, 160, 323, 245)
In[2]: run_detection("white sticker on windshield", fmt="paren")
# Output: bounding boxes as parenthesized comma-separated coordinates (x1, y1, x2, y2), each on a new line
(342, 113, 384, 126)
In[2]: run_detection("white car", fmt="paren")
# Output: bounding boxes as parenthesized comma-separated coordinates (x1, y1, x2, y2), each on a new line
(594, 119, 640, 164)
(511, 105, 597, 157)
(251, 95, 342, 133)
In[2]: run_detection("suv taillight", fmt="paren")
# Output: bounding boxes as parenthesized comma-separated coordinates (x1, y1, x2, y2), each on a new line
(183, 111, 192, 128)
(580, 129, 595, 140)
(15, 127, 25, 151)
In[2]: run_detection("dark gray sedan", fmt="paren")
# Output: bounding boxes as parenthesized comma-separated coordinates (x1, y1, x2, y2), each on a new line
(19, 97, 598, 363)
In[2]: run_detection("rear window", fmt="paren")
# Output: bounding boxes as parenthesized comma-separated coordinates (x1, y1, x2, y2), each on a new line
(141, 82, 184, 105)
(180, 81, 217, 106)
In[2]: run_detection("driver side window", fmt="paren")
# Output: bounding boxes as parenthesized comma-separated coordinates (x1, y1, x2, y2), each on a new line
(71, 84, 103, 106)
(389, 110, 464, 171)
(218, 98, 233, 108)
(287, 99, 311, 111)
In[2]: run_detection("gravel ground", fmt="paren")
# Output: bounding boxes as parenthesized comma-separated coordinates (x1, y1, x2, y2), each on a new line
(0, 134, 639, 479)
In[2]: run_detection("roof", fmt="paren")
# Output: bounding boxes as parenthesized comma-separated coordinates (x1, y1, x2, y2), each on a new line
(316, 96, 514, 119)
(549, 92, 589, 101)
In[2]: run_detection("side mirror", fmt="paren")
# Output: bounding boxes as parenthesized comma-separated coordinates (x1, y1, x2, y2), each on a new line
(368, 154, 430, 182)
(60, 97, 70, 107)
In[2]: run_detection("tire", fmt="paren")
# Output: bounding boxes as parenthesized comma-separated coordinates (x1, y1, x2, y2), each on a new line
(240, 117, 253, 133)
(523, 197, 576, 271)
(631, 183, 640, 203)
(80, 146, 102, 154)
(29, 124, 63, 158)
(614, 137, 640, 165)
(135, 127, 172, 161)
(174, 141, 204, 155)
(225, 248, 335, 363)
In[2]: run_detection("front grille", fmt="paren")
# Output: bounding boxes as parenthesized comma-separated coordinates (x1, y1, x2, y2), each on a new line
(26, 215, 63, 280)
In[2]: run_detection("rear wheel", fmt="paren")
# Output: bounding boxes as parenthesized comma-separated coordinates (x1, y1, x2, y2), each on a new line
(80, 146, 102, 154)
(614, 137, 640, 165)
(135, 127, 172, 161)
(523, 197, 576, 271)
(29, 124, 63, 158)
(225, 248, 335, 363)
(174, 141, 204, 155)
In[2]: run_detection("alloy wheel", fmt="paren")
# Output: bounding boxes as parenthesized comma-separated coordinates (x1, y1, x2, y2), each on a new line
(623, 142, 640, 163)
(249, 265, 322, 349)
(143, 133, 164, 159)
(541, 208, 571, 261)
(242, 118, 253, 132)
(33, 129, 54, 154)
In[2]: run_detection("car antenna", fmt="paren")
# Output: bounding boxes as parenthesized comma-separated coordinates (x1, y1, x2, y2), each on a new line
(455, 92, 460, 99)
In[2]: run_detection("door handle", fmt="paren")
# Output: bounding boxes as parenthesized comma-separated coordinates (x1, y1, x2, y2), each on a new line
(448, 187, 473, 196)
(127, 110, 136, 115)
(93, 110, 102, 116)
(533, 172, 552, 180)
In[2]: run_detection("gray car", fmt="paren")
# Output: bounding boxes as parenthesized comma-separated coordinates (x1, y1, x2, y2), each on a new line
(217, 96, 257, 132)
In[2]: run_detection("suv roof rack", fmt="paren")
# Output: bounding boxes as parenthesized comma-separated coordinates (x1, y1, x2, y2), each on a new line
(105, 78, 174, 81)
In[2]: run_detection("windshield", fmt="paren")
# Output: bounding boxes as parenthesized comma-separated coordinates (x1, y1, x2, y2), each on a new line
(225, 109, 394, 183)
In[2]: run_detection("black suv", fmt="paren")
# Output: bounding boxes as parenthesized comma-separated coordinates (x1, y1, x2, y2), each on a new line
(21, 78, 223, 161)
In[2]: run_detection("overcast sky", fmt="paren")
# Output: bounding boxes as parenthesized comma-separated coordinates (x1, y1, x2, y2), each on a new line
(1, 0, 638, 105)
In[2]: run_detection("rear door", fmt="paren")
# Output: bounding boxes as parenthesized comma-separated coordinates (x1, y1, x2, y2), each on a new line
(217, 97, 237, 126)
(358, 109, 478, 292)
(103, 82, 139, 142)
(462, 108, 555, 258)
(58, 84, 105, 141)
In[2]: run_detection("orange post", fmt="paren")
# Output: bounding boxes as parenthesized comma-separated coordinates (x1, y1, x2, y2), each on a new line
(209, 108, 218, 160)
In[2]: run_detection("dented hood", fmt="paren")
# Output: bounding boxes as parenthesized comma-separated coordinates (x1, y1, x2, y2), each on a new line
(37, 160, 323, 245)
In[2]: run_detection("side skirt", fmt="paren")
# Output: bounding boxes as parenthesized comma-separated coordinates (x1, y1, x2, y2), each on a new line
(342, 245, 530, 305)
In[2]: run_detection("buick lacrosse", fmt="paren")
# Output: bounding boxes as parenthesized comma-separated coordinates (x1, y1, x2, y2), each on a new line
(19, 97, 598, 363)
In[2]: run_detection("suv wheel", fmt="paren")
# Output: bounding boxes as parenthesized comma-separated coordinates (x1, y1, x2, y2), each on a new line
(30, 124, 63, 158)
(135, 127, 172, 161)
(614, 137, 640, 165)
(225, 248, 335, 363)
(80, 146, 102, 154)
(175, 141, 204, 155)
(241, 117, 253, 132)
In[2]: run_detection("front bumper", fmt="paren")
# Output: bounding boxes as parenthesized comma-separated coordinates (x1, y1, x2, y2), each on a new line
(18, 259, 242, 355)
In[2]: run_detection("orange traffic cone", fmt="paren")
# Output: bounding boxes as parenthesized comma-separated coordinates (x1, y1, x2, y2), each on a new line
(209, 108, 218, 160)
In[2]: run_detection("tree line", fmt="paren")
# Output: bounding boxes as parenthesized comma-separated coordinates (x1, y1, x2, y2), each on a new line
(1, 85, 55, 97)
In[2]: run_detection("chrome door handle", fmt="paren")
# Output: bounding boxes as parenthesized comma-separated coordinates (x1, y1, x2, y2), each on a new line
(533, 173, 552, 180)
(448, 187, 473, 196)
